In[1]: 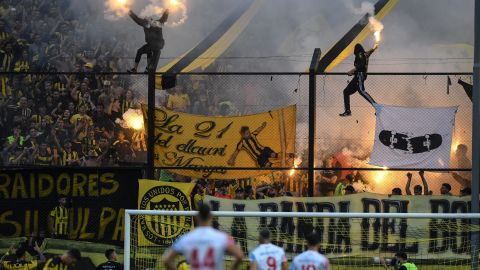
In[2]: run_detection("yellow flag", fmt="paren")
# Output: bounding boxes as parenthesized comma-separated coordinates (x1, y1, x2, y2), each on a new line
(142, 105, 296, 179)
(137, 180, 195, 246)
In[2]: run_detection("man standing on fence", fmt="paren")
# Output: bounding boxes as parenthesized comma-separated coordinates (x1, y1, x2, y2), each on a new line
(339, 43, 378, 117)
(127, 9, 169, 73)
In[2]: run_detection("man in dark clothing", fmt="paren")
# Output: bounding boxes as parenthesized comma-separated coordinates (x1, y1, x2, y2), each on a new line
(96, 249, 122, 270)
(128, 9, 169, 73)
(339, 43, 378, 117)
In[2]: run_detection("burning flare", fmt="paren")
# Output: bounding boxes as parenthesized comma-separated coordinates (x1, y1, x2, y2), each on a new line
(139, 0, 188, 27)
(289, 157, 302, 176)
(374, 166, 388, 183)
(105, 0, 132, 20)
(123, 109, 144, 130)
(368, 16, 384, 43)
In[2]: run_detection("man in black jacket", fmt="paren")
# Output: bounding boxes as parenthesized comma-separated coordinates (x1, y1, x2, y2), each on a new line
(128, 9, 169, 73)
(96, 249, 122, 270)
(339, 43, 378, 117)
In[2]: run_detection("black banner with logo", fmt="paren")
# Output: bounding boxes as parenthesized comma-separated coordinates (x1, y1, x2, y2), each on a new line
(0, 168, 141, 245)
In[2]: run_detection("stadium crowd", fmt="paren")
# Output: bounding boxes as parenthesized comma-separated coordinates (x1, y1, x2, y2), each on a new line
(0, 0, 243, 167)
(0, 0, 471, 197)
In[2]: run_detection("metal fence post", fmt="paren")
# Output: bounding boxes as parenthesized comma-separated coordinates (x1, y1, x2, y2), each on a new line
(147, 71, 156, 179)
(471, 1, 480, 270)
(308, 49, 321, 197)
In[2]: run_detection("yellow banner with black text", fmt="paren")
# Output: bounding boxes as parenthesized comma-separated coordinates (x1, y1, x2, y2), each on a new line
(205, 193, 473, 259)
(142, 105, 296, 179)
(137, 180, 195, 246)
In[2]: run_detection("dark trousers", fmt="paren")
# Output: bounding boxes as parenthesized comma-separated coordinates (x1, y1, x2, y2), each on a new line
(135, 44, 161, 71)
(343, 72, 376, 111)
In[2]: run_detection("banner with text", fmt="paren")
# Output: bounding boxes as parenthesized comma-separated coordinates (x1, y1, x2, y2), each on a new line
(0, 168, 141, 245)
(137, 180, 195, 246)
(205, 193, 473, 259)
(143, 105, 296, 179)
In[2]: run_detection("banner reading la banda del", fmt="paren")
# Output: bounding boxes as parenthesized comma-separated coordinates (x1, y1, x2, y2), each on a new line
(142, 105, 296, 179)
(205, 193, 473, 259)
(0, 168, 140, 245)
(137, 180, 195, 246)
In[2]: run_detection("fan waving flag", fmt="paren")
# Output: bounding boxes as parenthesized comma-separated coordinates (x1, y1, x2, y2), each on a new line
(370, 104, 457, 169)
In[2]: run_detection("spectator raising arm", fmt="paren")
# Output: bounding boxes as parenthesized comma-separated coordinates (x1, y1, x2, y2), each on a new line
(419, 170, 431, 195)
(405, 172, 413, 195)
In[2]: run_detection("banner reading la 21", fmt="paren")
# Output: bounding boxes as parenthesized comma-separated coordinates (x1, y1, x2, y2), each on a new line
(142, 105, 296, 179)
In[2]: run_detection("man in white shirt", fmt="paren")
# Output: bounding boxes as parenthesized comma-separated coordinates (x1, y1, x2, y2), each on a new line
(289, 233, 330, 270)
(249, 229, 288, 270)
(163, 204, 244, 270)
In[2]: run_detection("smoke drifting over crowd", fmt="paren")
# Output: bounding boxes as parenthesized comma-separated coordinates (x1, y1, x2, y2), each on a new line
(77, 0, 473, 193)
(86, 0, 475, 72)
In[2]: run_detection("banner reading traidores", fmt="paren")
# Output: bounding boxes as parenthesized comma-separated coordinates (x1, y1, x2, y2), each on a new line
(0, 168, 141, 245)
(205, 193, 473, 259)
(137, 180, 195, 246)
(142, 105, 296, 179)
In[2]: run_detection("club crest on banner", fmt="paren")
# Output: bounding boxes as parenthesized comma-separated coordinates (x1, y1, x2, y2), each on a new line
(138, 180, 195, 245)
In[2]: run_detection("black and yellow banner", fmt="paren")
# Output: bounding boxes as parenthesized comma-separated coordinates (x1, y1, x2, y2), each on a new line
(206, 193, 473, 259)
(143, 105, 296, 179)
(0, 168, 141, 245)
(317, 0, 399, 72)
(137, 180, 195, 246)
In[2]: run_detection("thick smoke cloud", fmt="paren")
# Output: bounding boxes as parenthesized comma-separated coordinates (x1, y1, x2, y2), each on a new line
(70, 0, 473, 194)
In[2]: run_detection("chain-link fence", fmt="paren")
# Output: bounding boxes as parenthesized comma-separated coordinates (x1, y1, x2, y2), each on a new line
(0, 72, 473, 195)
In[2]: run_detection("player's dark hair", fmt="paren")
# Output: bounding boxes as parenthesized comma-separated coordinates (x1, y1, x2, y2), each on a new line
(105, 249, 115, 259)
(240, 126, 250, 135)
(413, 185, 422, 192)
(68, 249, 81, 261)
(395, 252, 408, 260)
(259, 228, 270, 240)
(442, 183, 452, 191)
(198, 204, 211, 221)
(15, 247, 26, 258)
(306, 232, 320, 246)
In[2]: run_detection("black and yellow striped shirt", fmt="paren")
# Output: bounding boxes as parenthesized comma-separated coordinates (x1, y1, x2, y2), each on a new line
(53, 81, 66, 91)
(0, 31, 10, 42)
(62, 150, 78, 166)
(2, 259, 38, 270)
(82, 137, 98, 157)
(0, 51, 13, 72)
(35, 152, 53, 165)
(43, 257, 68, 270)
(49, 206, 69, 236)
(0, 76, 11, 99)
(14, 60, 30, 72)
(121, 99, 132, 113)
(236, 132, 264, 159)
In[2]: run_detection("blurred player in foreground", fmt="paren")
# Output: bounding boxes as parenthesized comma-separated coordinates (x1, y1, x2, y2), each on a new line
(289, 233, 330, 270)
(249, 229, 287, 270)
(163, 204, 244, 270)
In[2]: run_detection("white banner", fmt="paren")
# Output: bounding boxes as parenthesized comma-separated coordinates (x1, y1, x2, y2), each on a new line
(370, 104, 457, 168)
